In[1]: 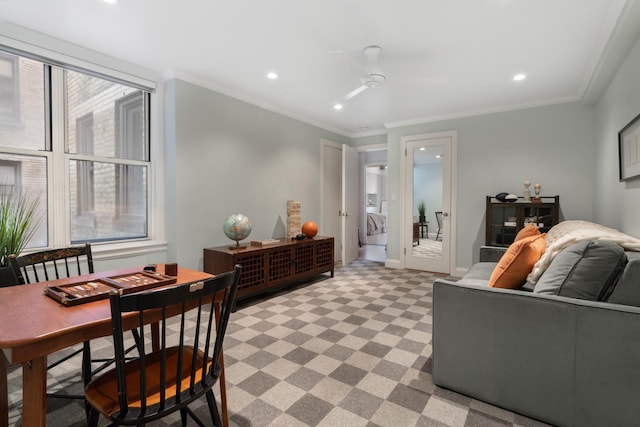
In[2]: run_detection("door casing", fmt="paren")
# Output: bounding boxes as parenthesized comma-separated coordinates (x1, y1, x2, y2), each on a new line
(401, 130, 457, 274)
(321, 139, 359, 266)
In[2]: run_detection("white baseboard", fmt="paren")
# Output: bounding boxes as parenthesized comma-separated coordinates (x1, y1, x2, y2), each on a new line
(378, 258, 466, 277)
(385, 259, 403, 269)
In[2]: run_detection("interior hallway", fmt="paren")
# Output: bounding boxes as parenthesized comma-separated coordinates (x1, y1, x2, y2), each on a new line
(359, 232, 387, 263)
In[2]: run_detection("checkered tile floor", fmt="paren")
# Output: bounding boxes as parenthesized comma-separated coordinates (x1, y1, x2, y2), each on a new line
(412, 238, 443, 259)
(7, 260, 551, 426)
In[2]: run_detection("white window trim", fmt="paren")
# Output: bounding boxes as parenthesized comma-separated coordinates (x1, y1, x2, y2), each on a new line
(0, 23, 167, 259)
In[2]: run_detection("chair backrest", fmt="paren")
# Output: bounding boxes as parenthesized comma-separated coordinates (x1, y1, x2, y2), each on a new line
(8, 243, 94, 284)
(107, 265, 240, 423)
(436, 211, 443, 228)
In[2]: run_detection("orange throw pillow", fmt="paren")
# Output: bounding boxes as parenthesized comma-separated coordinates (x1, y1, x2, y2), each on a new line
(515, 224, 541, 241)
(489, 234, 546, 289)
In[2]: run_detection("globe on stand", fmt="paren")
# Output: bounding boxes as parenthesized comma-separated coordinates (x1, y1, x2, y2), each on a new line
(223, 213, 252, 250)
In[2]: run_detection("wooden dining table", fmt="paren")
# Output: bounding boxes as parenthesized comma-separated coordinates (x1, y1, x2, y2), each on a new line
(0, 265, 231, 427)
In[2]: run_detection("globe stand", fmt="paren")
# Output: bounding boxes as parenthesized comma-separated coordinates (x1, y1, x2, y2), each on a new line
(229, 239, 247, 251)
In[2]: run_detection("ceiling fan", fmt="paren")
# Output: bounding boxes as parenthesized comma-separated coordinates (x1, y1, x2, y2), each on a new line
(333, 45, 386, 108)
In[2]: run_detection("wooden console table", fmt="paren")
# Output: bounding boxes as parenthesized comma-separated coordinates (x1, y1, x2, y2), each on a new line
(204, 236, 334, 300)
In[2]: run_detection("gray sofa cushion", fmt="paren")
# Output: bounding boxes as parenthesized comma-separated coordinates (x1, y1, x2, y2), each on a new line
(607, 251, 640, 306)
(462, 262, 496, 280)
(533, 240, 626, 301)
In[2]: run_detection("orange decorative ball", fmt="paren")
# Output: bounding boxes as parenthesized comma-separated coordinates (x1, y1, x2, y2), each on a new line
(301, 221, 318, 238)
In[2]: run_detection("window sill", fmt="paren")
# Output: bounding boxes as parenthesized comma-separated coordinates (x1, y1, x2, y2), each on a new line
(91, 239, 168, 261)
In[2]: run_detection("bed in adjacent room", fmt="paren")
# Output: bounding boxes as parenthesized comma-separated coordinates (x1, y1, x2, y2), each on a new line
(367, 212, 387, 235)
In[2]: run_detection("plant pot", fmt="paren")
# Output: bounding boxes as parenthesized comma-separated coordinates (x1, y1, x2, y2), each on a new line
(0, 266, 19, 287)
(419, 215, 426, 224)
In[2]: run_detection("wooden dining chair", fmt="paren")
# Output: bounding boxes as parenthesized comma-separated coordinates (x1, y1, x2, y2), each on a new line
(85, 265, 240, 426)
(9, 244, 96, 400)
(8, 243, 138, 402)
(435, 211, 444, 241)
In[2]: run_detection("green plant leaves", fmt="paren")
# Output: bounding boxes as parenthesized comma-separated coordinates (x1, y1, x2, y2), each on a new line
(0, 187, 41, 267)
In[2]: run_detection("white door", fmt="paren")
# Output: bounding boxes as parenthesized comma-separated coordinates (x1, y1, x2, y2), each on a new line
(342, 144, 358, 265)
(403, 132, 456, 274)
(321, 140, 342, 263)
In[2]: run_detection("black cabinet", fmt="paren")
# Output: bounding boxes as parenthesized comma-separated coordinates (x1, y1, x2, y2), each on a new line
(486, 195, 559, 247)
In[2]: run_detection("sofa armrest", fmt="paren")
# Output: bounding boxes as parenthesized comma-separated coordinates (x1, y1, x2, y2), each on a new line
(479, 245, 507, 262)
(432, 279, 640, 427)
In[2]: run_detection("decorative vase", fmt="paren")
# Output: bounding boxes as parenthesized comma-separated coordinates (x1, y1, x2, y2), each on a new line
(533, 183, 542, 203)
(523, 180, 531, 202)
(419, 215, 426, 223)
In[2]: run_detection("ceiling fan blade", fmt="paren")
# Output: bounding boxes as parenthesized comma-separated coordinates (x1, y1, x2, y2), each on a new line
(344, 85, 369, 101)
(328, 50, 371, 79)
(330, 45, 386, 106)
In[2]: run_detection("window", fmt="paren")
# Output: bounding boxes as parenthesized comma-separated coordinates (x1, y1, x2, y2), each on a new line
(114, 92, 147, 236)
(0, 53, 19, 124)
(0, 160, 20, 196)
(0, 49, 152, 250)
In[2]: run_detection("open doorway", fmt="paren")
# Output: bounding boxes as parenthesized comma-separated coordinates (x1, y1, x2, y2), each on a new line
(358, 149, 388, 262)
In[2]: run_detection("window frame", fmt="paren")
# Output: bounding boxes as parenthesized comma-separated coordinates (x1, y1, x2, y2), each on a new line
(0, 31, 166, 259)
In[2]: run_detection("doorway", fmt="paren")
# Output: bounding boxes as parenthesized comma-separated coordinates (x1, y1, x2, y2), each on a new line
(362, 164, 387, 262)
(359, 148, 388, 263)
(321, 139, 359, 266)
(403, 131, 456, 274)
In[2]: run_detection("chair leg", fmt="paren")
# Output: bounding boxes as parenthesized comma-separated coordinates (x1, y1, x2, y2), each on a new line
(81, 341, 93, 417)
(180, 408, 188, 427)
(132, 328, 141, 345)
(206, 390, 223, 427)
(82, 341, 92, 386)
(87, 407, 100, 427)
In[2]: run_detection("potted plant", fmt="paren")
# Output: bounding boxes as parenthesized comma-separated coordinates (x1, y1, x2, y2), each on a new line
(0, 187, 40, 286)
(418, 200, 426, 223)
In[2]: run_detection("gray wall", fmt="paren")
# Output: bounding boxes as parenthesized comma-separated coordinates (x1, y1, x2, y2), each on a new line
(374, 102, 597, 269)
(158, 27, 640, 274)
(165, 78, 350, 270)
(594, 35, 640, 236)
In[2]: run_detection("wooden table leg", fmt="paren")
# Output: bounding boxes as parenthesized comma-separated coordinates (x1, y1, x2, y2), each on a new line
(0, 352, 8, 427)
(22, 357, 47, 427)
(214, 303, 229, 427)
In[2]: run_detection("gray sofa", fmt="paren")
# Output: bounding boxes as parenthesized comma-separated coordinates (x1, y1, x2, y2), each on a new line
(433, 244, 640, 427)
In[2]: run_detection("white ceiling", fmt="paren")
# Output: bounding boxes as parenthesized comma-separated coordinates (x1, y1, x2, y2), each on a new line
(0, 0, 638, 137)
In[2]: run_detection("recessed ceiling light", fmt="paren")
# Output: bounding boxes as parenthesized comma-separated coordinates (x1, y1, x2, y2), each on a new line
(267, 71, 278, 80)
(334, 104, 343, 110)
(436, 154, 442, 158)
(103, 0, 117, 4)
(513, 73, 526, 81)
(419, 147, 426, 151)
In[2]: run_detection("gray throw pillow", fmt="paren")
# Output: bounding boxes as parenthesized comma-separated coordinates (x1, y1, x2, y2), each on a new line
(533, 240, 627, 301)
